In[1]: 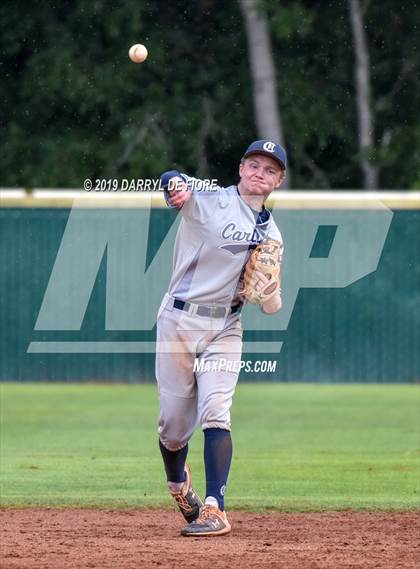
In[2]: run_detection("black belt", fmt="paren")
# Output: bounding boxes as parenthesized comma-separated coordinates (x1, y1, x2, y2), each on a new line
(173, 299, 242, 318)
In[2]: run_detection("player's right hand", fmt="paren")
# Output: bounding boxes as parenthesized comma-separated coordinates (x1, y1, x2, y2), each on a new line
(167, 177, 192, 209)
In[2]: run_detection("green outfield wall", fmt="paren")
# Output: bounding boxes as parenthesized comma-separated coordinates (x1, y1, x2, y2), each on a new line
(1, 193, 419, 382)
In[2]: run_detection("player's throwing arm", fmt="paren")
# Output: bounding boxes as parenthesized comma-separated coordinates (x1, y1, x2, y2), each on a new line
(166, 176, 191, 209)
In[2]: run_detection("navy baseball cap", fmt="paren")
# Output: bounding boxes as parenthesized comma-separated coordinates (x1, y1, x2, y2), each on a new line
(243, 140, 287, 170)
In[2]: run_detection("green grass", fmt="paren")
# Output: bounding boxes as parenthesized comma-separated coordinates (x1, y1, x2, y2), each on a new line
(1, 383, 419, 511)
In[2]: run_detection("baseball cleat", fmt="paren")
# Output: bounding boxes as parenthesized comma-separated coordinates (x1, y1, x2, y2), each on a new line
(169, 464, 203, 524)
(180, 504, 231, 537)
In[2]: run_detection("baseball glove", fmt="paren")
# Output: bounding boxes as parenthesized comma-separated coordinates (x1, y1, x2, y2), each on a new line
(239, 239, 281, 304)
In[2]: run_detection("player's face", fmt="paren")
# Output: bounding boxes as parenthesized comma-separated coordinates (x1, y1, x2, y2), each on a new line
(239, 155, 285, 197)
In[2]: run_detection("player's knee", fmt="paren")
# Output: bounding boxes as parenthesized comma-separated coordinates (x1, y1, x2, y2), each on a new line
(159, 436, 188, 452)
(158, 424, 191, 451)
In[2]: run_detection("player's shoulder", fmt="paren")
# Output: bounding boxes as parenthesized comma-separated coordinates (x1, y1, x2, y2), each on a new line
(188, 181, 236, 204)
(176, 177, 231, 222)
(213, 184, 237, 208)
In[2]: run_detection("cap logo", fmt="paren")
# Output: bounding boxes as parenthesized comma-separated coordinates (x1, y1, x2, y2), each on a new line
(263, 141, 276, 153)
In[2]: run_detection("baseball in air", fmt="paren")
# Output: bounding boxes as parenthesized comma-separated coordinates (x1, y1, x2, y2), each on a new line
(128, 44, 148, 63)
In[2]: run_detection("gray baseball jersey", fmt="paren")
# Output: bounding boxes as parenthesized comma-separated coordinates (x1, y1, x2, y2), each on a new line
(165, 175, 283, 306)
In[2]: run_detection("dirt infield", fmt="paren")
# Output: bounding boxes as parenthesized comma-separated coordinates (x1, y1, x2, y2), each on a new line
(1, 509, 419, 569)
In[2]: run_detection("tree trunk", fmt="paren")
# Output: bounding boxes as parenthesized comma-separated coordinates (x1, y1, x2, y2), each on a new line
(239, 0, 290, 188)
(348, 0, 379, 190)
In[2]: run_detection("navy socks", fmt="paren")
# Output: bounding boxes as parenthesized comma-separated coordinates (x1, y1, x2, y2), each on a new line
(159, 439, 188, 483)
(204, 428, 232, 511)
(159, 429, 233, 509)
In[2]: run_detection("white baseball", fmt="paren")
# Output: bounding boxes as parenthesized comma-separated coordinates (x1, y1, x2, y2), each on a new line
(128, 44, 148, 64)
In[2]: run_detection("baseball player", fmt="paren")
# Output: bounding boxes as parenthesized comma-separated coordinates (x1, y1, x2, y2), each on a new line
(156, 140, 286, 536)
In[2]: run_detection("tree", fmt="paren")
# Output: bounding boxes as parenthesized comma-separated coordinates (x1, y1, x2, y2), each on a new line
(348, 0, 378, 189)
(0, 0, 418, 190)
(239, 0, 290, 188)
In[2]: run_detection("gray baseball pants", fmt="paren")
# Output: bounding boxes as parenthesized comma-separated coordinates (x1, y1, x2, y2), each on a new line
(155, 294, 243, 451)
